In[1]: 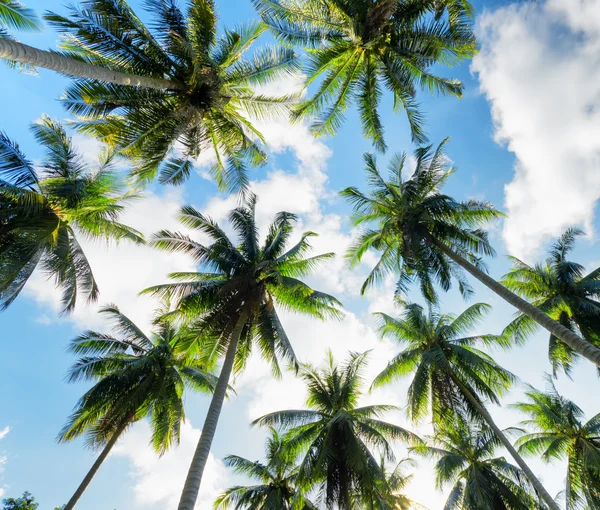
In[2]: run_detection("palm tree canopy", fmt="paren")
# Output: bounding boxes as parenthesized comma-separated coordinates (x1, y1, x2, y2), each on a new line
(59, 304, 218, 455)
(0, 0, 41, 37)
(413, 418, 542, 509)
(45, 0, 301, 191)
(512, 376, 600, 509)
(215, 428, 316, 509)
(0, 117, 143, 312)
(341, 139, 502, 303)
(252, 0, 477, 149)
(143, 193, 342, 376)
(501, 229, 600, 375)
(253, 351, 421, 509)
(372, 303, 514, 425)
(370, 457, 425, 510)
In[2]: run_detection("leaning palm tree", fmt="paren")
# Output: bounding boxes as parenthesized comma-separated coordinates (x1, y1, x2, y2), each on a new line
(1, 0, 300, 190)
(253, 351, 420, 510)
(341, 139, 600, 367)
(215, 428, 315, 510)
(143, 194, 342, 510)
(253, 0, 476, 149)
(0, 117, 143, 313)
(414, 417, 543, 509)
(59, 304, 218, 510)
(513, 376, 600, 509)
(502, 229, 600, 376)
(372, 302, 559, 509)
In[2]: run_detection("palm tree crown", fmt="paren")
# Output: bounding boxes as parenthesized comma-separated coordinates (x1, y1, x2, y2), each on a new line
(145, 193, 342, 374)
(341, 139, 501, 303)
(414, 418, 542, 509)
(253, 351, 420, 509)
(372, 303, 514, 424)
(215, 427, 315, 510)
(253, 0, 477, 149)
(60, 304, 217, 453)
(502, 229, 600, 375)
(513, 377, 600, 509)
(46, 0, 301, 190)
(0, 117, 143, 312)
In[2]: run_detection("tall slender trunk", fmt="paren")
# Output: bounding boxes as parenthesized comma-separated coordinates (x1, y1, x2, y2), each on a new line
(177, 313, 247, 510)
(64, 420, 129, 510)
(0, 39, 184, 90)
(429, 236, 600, 368)
(449, 374, 559, 510)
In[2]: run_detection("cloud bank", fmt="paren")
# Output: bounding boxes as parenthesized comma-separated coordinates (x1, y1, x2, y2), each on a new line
(472, 0, 600, 259)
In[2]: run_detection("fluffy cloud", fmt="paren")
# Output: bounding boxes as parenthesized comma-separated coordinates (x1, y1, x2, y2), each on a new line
(112, 421, 228, 510)
(472, 0, 600, 258)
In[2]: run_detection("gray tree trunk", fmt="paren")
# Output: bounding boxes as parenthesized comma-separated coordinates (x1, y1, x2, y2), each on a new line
(450, 374, 560, 510)
(64, 421, 129, 510)
(0, 39, 184, 90)
(177, 313, 247, 510)
(430, 236, 600, 368)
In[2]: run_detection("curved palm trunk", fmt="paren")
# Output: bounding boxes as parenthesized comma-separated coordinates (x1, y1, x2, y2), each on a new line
(449, 374, 559, 510)
(64, 420, 128, 510)
(0, 39, 184, 90)
(430, 237, 600, 368)
(177, 313, 247, 510)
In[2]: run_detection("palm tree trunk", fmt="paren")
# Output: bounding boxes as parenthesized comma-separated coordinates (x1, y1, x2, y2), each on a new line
(177, 313, 247, 510)
(429, 236, 600, 368)
(64, 420, 128, 510)
(0, 39, 184, 90)
(449, 374, 559, 510)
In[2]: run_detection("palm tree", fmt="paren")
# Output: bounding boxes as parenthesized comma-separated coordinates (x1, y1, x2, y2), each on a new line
(59, 304, 218, 510)
(0, 0, 41, 71)
(252, 0, 476, 149)
(414, 417, 543, 509)
(502, 229, 600, 376)
(513, 376, 600, 509)
(143, 194, 342, 510)
(1, 0, 300, 190)
(0, 117, 143, 313)
(372, 302, 559, 509)
(341, 139, 600, 368)
(215, 428, 316, 509)
(253, 351, 420, 509)
(371, 457, 425, 510)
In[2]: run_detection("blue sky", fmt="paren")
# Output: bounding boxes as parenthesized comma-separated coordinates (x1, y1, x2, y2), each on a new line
(1, 0, 600, 508)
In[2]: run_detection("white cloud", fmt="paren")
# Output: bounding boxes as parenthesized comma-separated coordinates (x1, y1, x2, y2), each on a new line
(0, 426, 9, 496)
(0, 427, 9, 441)
(472, 0, 600, 258)
(112, 421, 228, 510)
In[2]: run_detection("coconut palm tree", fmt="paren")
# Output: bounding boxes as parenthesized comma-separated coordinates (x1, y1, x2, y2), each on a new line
(0, 0, 41, 71)
(252, 0, 476, 149)
(414, 417, 543, 509)
(143, 194, 342, 510)
(215, 428, 316, 510)
(59, 304, 218, 510)
(369, 457, 425, 510)
(341, 139, 600, 368)
(372, 302, 559, 509)
(502, 229, 600, 376)
(0, 117, 143, 313)
(513, 376, 600, 509)
(253, 351, 420, 509)
(1, 0, 300, 191)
